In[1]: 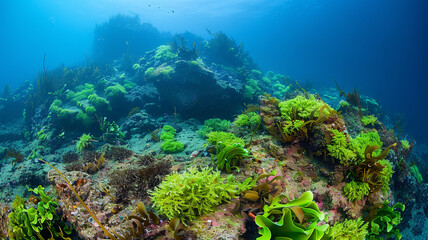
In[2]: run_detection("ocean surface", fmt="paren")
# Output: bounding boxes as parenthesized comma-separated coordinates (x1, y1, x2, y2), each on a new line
(0, 0, 427, 239)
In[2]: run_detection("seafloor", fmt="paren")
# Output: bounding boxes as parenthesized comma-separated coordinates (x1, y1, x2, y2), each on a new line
(0, 17, 427, 240)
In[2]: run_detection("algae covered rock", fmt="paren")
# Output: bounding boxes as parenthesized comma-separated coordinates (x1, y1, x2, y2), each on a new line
(147, 60, 243, 119)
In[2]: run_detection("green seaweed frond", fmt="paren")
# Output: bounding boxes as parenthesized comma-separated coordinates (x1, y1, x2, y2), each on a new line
(344, 180, 370, 202)
(150, 167, 252, 224)
(331, 218, 368, 240)
(327, 129, 357, 165)
(360, 115, 378, 126)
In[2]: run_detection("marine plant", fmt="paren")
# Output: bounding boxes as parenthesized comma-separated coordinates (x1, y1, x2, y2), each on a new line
(244, 78, 262, 99)
(234, 112, 261, 128)
(104, 145, 133, 162)
(212, 143, 248, 173)
(123, 79, 137, 90)
(76, 134, 94, 153)
(339, 100, 350, 108)
(98, 118, 125, 142)
(8, 185, 72, 240)
(65, 83, 95, 103)
(197, 118, 231, 137)
(5, 149, 24, 165)
(87, 93, 111, 112)
(204, 30, 252, 67)
(278, 95, 329, 121)
(105, 84, 126, 99)
(160, 125, 184, 153)
(109, 155, 171, 202)
(365, 201, 405, 240)
(206, 131, 245, 146)
(400, 139, 410, 150)
(165, 218, 185, 240)
(349, 131, 383, 160)
(360, 115, 378, 126)
(330, 218, 368, 240)
(344, 180, 370, 202)
(378, 159, 394, 193)
(242, 170, 282, 208)
(273, 94, 334, 143)
(409, 165, 423, 183)
(161, 140, 184, 153)
(327, 129, 357, 166)
(254, 191, 333, 240)
(150, 167, 252, 223)
(353, 143, 396, 191)
(154, 45, 178, 62)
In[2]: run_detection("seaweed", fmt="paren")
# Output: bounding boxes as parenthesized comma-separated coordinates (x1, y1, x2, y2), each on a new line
(113, 202, 160, 239)
(212, 143, 248, 173)
(364, 201, 405, 240)
(61, 151, 80, 163)
(353, 143, 397, 191)
(82, 153, 106, 174)
(109, 155, 171, 202)
(166, 218, 186, 240)
(255, 191, 333, 240)
(335, 81, 362, 116)
(149, 127, 161, 141)
(5, 149, 24, 165)
(104, 145, 133, 162)
(242, 170, 282, 208)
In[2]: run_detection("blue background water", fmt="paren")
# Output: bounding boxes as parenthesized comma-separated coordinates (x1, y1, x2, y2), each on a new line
(1, 0, 427, 142)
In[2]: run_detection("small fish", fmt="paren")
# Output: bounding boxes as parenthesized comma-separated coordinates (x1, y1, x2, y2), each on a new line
(190, 150, 200, 158)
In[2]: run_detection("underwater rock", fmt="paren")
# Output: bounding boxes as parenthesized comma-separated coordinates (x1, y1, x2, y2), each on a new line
(121, 109, 158, 136)
(150, 60, 243, 119)
(124, 83, 159, 110)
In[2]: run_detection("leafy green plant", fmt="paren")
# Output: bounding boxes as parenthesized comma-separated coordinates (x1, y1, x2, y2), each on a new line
(242, 170, 282, 208)
(161, 140, 184, 153)
(327, 129, 357, 165)
(159, 125, 184, 153)
(350, 131, 383, 160)
(378, 159, 394, 193)
(330, 218, 368, 240)
(344, 180, 370, 202)
(234, 112, 261, 128)
(105, 84, 126, 99)
(365, 201, 405, 240)
(409, 165, 423, 183)
(255, 191, 333, 240)
(353, 143, 397, 191)
(278, 95, 329, 121)
(8, 185, 72, 240)
(76, 133, 94, 153)
(211, 143, 248, 173)
(150, 167, 252, 223)
(360, 115, 378, 126)
(206, 131, 245, 146)
(98, 117, 125, 141)
(400, 140, 410, 150)
(197, 118, 230, 137)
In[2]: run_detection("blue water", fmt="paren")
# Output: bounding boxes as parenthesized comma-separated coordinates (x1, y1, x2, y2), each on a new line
(1, 0, 427, 142)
